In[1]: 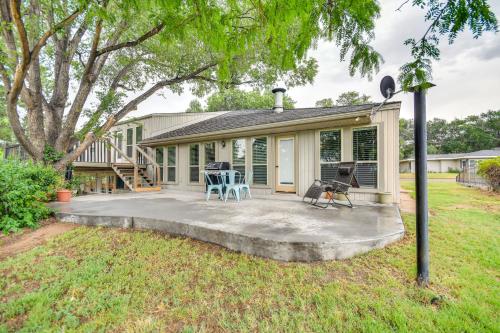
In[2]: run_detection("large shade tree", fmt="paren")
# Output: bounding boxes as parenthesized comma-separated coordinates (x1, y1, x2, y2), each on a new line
(0, 0, 383, 169)
(1, 0, 497, 170)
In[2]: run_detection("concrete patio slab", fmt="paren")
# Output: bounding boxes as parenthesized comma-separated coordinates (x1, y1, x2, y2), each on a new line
(49, 190, 404, 262)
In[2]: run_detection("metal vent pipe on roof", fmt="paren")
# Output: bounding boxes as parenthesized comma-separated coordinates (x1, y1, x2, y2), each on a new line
(272, 87, 286, 113)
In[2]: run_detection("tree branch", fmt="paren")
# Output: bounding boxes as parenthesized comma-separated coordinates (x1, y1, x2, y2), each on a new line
(96, 23, 165, 56)
(31, 8, 81, 60)
(54, 62, 218, 169)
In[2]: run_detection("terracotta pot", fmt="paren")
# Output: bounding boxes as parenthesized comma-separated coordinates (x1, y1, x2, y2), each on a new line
(56, 189, 72, 202)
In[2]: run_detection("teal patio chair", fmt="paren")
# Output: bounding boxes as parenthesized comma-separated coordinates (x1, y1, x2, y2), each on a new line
(204, 171, 223, 201)
(240, 171, 252, 199)
(221, 170, 241, 202)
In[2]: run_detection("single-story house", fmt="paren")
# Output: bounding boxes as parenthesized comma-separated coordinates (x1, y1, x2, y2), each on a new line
(140, 89, 401, 204)
(4, 89, 402, 204)
(400, 148, 500, 173)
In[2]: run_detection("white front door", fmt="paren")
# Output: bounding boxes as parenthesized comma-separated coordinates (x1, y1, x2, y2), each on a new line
(275, 136, 295, 192)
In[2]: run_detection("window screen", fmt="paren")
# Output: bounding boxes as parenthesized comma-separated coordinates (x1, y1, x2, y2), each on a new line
(205, 142, 216, 166)
(126, 128, 133, 157)
(353, 127, 377, 188)
(320, 130, 341, 181)
(252, 137, 267, 185)
(155, 147, 164, 182)
(232, 139, 246, 179)
(167, 146, 176, 182)
(190, 144, 200, 183)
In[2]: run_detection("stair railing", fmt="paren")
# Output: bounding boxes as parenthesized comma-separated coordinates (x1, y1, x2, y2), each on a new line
(135, 146, 161, 186)
(107, 139, 139, 189)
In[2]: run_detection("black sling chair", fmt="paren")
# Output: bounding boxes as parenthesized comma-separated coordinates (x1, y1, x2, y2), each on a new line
(303, 161, 360, 208)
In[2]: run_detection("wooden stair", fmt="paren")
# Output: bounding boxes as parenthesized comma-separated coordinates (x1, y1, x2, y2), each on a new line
(111, 163, 161, 192)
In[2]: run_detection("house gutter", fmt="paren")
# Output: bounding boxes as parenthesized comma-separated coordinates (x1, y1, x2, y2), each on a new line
(140, 104, 400, 146)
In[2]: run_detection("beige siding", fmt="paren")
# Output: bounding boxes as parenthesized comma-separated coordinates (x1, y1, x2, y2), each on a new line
(440, 160, 460, 172)
(159, 106, 401, 204)
(111, 107, 401, 204)
(297, 130, 316, 196)
(373, 107, 400, 203)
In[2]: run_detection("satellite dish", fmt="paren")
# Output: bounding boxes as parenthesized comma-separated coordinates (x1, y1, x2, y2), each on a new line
(380, 76, 396, 99)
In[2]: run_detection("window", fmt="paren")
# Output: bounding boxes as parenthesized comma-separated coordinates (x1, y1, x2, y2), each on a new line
(252, 137, 267, 185)
(320, 130, 341, 181)
(126, 128, 133, 157)
(115, 131, 123, 159)
(135, 126, 143, 143)
(204, 142, 216, 166)
(353, 126, 378, 188)
(189, 144, 200, 183)
(167, 146, 176, 182)
(155, 147, 164, 182)
(232, 139, 246, 179)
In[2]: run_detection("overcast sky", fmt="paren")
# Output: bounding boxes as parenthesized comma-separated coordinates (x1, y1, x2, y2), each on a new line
(129, 0, 500, 121)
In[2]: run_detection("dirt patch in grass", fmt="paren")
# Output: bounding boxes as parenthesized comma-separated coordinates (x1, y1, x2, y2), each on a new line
(0, 218, 77, 261)
(399, 190, 415, 213)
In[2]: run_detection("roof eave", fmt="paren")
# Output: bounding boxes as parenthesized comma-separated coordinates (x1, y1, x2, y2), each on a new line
(140, 109, 377, 146)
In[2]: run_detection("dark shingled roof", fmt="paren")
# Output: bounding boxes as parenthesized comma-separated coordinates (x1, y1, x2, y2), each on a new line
(142, 102, 400, 143)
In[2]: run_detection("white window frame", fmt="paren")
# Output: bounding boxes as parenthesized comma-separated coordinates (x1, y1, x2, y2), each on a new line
(231, 138, 246, 180)
(126, 127, 133, 158)
(189, 143, 201, 184)
(319, 129, 343, 181)
(204, 142, 217, 167)
(155, 147, 164, 184)
(251, 136, 268, 186)
(166, 145, 177, 184)
(352, 125, 379, 189)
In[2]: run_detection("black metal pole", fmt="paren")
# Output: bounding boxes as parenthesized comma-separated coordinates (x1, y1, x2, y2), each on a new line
(414, 89, 430, 287)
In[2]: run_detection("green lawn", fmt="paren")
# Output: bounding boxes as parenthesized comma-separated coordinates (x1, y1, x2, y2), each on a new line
(1, 183, 499, 332)
(400, 172, 458, 179)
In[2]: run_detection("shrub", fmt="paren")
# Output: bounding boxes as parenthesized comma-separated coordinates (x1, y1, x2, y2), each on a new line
(477, 157, 500, 191)
(0, 160, 63, 233)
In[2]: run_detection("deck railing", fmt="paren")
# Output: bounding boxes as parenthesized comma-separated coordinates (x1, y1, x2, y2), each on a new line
(3, 140, 152, 166)
(74, 140, 111, 164)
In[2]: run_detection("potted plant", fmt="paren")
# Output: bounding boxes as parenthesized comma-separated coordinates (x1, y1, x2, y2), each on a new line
(56, 181, 72, 202)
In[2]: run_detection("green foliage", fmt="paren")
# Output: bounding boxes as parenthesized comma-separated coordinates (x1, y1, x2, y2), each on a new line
(315, 98, 334, 107)
(316, 91, 372, 108)
(43, 145, 64, 164)
(0, 160, 62, 233)
(186, 88, 295, 112)
(399, 110, 500, 159)
(335, 91, 372, 106)
(399, 0, 498, 90)
(478, 157, 500, 190)
(185, 100, 204, 113)
(3, 0, 383, 138)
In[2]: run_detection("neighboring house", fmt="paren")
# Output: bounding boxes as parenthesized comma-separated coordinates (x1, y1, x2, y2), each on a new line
(140, 90, 401, 204)
(400, 148, 500, 173)
(4, 89, 402, 204)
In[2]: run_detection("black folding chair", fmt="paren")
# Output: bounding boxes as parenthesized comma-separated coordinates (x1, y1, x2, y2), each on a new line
(303, 162, 359, 208)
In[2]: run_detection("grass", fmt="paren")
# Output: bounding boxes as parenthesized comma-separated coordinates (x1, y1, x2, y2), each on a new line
(400, 172, 458, 179)
(1, 183, 499, 332)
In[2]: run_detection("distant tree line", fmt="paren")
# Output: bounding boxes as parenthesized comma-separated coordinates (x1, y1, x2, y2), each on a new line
(186, 89, 296, 112)
(187, 89, 372, 113)
(400, 110, 500, 159)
